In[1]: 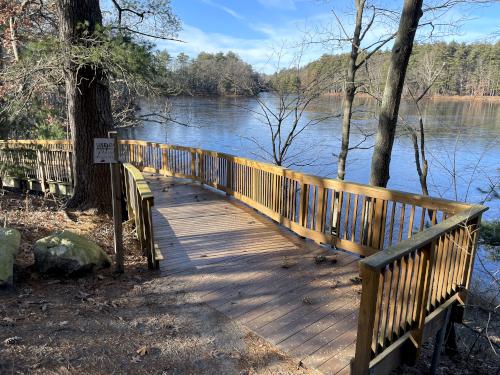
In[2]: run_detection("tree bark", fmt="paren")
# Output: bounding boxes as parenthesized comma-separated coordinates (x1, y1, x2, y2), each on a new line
(369, 0, 423, 187)
(337, 0, 365, 180)
(57, 0, 113, 210)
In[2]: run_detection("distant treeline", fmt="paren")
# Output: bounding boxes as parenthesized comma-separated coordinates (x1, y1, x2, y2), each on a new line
(300, 41, 500, 97)
(156, 51, 261, 96)
(156, 41, 499, 98)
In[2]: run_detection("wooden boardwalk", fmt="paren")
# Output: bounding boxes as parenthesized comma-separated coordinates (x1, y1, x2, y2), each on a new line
(148, 176, 362, 374)
(2, 140, 485, 374)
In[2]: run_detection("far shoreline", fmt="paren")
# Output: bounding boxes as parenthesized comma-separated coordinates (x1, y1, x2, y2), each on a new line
(321, 92, 500, 103)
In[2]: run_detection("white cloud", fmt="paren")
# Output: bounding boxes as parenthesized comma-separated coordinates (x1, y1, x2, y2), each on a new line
(157, 24, 275, 72)
(157, 15, 332, 73)
(201, 0, 245, 20)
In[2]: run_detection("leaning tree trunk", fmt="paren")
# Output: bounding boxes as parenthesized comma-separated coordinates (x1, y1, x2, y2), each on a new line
(337, 0, 365, 181)
(57, 0, 113, 210)
(369, 0, 423, 187)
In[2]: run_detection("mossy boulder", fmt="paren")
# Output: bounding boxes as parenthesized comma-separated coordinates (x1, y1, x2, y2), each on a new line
(0, 228, 21, 286)
(34, 230, 111, 276)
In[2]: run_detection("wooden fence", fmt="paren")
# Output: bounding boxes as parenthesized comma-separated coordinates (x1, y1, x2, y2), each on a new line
(0, 139, 487, 374)
(0, 140, 73, 191)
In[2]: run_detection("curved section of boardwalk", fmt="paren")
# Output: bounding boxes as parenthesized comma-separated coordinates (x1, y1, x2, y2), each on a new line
(148, 176, 361, 374)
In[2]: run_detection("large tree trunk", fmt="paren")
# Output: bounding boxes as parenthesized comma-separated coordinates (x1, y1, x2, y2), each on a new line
(369, 0, 423, 187)
(57, 0, 113, 210)
(337, 0, 365, 180)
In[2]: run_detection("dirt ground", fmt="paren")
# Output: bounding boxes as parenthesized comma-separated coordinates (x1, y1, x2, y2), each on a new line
(0, 189, 498, 375)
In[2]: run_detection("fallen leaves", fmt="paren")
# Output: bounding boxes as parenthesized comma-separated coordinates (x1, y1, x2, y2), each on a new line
(136, 345, 149, 356)
(131, 355, 142, 363)
(350, 276, 362, 285)
(1, 316, 15, 326)
(4, 336, 22, 345)
(302, 296, 313, 305)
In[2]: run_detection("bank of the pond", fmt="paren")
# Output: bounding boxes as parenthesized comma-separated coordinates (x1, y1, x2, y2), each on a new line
(322, 92, 500, 103)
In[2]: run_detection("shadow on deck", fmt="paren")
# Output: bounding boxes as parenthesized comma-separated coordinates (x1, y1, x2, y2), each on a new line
(148, 176, 362, 375)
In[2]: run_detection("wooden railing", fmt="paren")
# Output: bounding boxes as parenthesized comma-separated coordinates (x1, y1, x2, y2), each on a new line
(118, 140, 473, 257)
(0, 139, 487, 373)
(121, 163, 158, 269)
(352, 206, 485, 373)
(0, 140, 73, 186)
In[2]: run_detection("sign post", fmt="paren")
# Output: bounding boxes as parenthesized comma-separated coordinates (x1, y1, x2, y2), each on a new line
(94, 135, 124, 273)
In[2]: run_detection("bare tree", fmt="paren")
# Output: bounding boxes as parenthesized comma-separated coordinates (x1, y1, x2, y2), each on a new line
(329, 1, 397, 180)
(370, 0, 424, 187)
(109, 0, 181, 41)
(402, 62, 446, 196)
(240, 46, 338, 168)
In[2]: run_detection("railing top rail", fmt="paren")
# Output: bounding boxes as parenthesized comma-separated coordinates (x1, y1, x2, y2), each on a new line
(122, 162, 153, 200)
(361, 204, 488, 270)
(0, 140, 70, 145)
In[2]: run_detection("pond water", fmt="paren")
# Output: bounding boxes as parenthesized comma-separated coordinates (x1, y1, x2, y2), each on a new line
(121, 94, 499, 289)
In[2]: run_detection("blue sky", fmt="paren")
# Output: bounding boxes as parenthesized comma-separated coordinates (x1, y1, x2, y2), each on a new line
(133, 0, 500, 73)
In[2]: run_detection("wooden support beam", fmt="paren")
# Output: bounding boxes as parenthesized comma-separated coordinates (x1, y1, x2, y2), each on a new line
(109, 131, 124, 273)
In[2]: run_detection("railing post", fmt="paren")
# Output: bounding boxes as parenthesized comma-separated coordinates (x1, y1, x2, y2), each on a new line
(371, 198, 385, 250)
(36, 149, 47, 193)
(108, 132, 124, 273)
(128, 144, 134, 164)
(352, 263, 381, 374)
(457, 215, 481, 319)
(409, 241, 435, 361)
(142, 197, 154, 269)
(138, 144, 143, 168)
(200, 152, 205, 183)
(190, 151, 196, 179)
(161, 147, 168, 175)
(226, 158, 232, 194)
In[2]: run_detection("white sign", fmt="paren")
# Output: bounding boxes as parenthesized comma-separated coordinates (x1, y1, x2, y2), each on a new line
(94, 138, 116, 164)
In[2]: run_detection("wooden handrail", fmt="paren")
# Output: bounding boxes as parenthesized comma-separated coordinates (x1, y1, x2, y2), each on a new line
(361, 205, 487, 270)
(116, 140, 471, 213)
(121, 163, 157, 269)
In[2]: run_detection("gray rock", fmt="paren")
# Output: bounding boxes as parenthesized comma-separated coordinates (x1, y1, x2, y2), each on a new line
(34, 230, 111, 275)
(0, 228, 21, 286)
